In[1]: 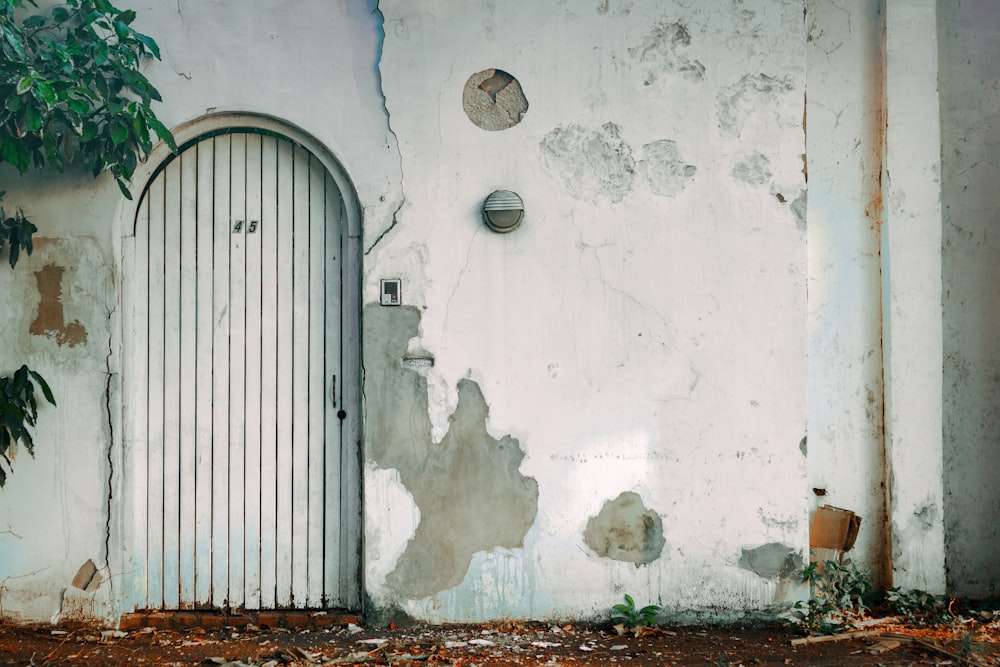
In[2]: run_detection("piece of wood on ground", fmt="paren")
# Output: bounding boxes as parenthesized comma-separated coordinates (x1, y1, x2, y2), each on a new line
(790, 630, 881, 646)
(867, 639, 903, 654)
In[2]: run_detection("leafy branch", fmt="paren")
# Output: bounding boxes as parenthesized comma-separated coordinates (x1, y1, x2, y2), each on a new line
(0, 365, 56, 487)
(1, 0, 177, 200)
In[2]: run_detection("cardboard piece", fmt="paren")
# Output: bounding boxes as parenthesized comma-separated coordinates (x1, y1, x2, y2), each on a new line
(809, 505, 862, 565)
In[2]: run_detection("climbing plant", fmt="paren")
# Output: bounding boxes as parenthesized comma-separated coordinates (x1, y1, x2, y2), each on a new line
(0, 0, 175, 485)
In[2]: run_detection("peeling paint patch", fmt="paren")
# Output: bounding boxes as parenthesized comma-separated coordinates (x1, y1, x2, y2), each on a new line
(628, 22, 705, 86)
(540, 122, 636, 203)
(584, 491, 665, 565)
(738, 542, 803, 579)
(364, 305, 538, 600)
(463, 69, 528, 131)
(717, 74, 796, 137)
(30, 265, 87, 347)
(732, 153, 772, 185)
(790, 191, 807, 233)
(639, 140, 697, 196)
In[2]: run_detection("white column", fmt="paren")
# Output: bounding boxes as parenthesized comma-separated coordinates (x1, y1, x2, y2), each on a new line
(883, 0, 946, 594)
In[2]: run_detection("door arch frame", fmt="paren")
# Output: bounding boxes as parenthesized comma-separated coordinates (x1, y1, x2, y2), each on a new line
(109, 112, 363, 618)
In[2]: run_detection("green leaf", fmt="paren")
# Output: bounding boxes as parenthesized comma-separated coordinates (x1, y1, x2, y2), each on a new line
(80, 121, 97, 141)
(1, 138, 30, 171)
(15, 76, 32, 95)
(23, 105, 41, 131)
(109, 117, 128, 144)
(27, 370, 55, 406)
(134, 32, 159, 59)
(66, 97, 88, 114)
(116, 176, 132, 200)
(146, 115, 176, 151)
(5, 95, 21, 111)
(34, 81, 56, 106)
(22, 14, 45, 28)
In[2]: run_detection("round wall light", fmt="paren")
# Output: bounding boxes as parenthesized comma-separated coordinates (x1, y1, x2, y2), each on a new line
(482, 190, 524, 233)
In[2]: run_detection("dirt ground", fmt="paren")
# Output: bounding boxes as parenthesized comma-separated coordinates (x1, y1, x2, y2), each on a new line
(2, 614, 999, 667)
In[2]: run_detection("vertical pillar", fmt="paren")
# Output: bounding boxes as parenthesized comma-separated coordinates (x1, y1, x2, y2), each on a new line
(882, 0, 946, 593)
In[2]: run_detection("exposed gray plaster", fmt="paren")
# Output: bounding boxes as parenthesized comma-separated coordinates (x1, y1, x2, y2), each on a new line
(639, 139, 697, 196)
(584, 491, 665, 565)
(628, 22, 705, 86)
(732, 153, 773, 185)
(790, 191, 807, 233)
(462, 69, 528, 131)
(540, 122, 636, 203)
(717, 74, 796, 137)
(738, 543, 803, 579)
(364, 304, 538, 599)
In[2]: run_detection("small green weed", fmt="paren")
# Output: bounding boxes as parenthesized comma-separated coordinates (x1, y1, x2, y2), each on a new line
(611, 594, 661, 629)
(786, 560, 873, 634)
(887, 587, 944, 624)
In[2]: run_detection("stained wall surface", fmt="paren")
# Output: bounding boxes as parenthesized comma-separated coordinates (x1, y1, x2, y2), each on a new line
(938, 1, 1000, 598)
(10, 0, 991, 624)
(367, 0, 807, 621)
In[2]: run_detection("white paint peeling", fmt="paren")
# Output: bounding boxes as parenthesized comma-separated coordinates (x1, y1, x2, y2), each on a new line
(0, 0, 991, 626)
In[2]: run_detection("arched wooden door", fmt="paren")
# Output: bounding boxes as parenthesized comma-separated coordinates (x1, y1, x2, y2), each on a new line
(121, 128, 360, 611)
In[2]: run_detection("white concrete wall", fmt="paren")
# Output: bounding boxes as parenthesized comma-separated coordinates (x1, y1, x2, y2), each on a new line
(882, 0, 946, 595)
(805, 0, 889, 588)
(938, 0, 1000, 598)
(369, 0, 807, 621)
(18, 0, 992, 624)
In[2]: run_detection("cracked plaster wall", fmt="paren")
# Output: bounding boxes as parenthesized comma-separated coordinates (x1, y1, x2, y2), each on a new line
(938, 1, 1000, 598)
(804, 0, 890, 589)
(374, 0, 808, 622)
(0, 233, 114, 622)
(8, 0, 969, 624)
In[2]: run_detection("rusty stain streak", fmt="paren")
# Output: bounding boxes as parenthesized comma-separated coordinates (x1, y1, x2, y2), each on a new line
(30, 264, 87, 347)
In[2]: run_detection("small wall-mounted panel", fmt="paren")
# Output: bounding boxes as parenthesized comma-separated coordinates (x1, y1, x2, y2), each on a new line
(380, 278, 401, 306)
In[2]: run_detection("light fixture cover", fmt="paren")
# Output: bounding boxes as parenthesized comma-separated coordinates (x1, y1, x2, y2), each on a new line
(482, 190, 524, 233)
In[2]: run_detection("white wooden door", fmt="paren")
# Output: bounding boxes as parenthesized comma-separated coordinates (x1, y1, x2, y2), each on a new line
(122, 130, 356, 610)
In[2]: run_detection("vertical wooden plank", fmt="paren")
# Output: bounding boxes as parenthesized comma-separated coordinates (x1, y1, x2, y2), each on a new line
(145, 172, 166, 609)
(338, 191, 362, 609)
(194, 141, 215, 607)
(243, 133, 264, 609)
(289, 145, 311, 606)
(124, 201, 150, 611)
(178, 147, 198, 608)
(162, 157, 183, 610)
(258, 136, 279, 609)
(323, 171, 344, 605)
(228, 134, 248, 609)
(274, 138, 295, 606)
(211, 135, 232, 608)
(305, 156, 327, 608)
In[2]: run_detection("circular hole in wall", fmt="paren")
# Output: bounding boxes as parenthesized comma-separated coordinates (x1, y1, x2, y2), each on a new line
(462, 68, 528, 131)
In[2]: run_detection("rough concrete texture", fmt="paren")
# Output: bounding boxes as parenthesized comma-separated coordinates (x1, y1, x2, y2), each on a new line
(738, 543, 803, 580)
(462, 69, 528, 131)
(540, 125, 697, 202)
(628, 22, 705, 86)
(938, 0, 1000, 598)
(584, 492, 665, 565)
(364, 304, 538, 600)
